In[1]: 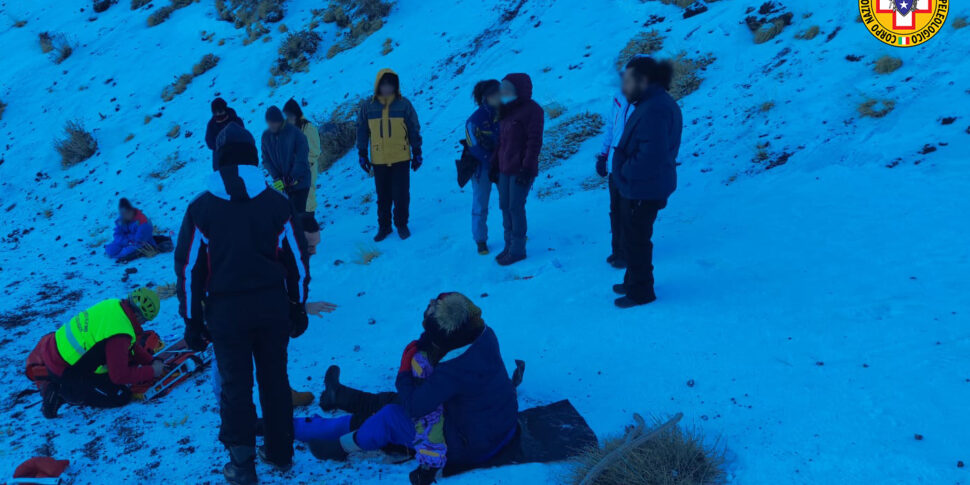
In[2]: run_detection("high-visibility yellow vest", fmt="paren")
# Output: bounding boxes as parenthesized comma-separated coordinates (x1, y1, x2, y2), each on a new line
(54, 299, 136, 374)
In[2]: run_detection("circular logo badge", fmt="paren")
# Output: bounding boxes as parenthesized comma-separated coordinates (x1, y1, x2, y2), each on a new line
(859, 0, 948, 47)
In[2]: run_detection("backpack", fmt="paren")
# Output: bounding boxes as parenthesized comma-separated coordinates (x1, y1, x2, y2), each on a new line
(455, 139, 479, 188)
(25, 334, 55, 391)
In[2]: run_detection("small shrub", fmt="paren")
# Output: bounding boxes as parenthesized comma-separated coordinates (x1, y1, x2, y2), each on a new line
(670, 52, 716, 100)
(0, 100, 6, 120)
(39, 32, 54, 53)
(148, 0, 194, 26)
(272, 30, 322, 79)
(144, 115, 153, 124)
(315, 95, 364, 170)
(149, 152, 187, 179)
(131, 0, 151, 9)
(858, 99, 895, 118)
(569, 417, 726, 485)
(654, 0, 695, 7)
(14, 19, 27, 27)
(953, 16, 968, 29)
(124, 133, 135, 142)
(873, 55, 902, 74)
(192, 53, 220, 75)
(93, 0, 117, 13)
(325, 0, 393, 58)
(55, 121, 98, 168)
(166, 124, 181, 139)
(745, 3, 794, 44)
(580, 175, 608, 191)
(355, 244, 382, 265)
(544, 102, 567, 120)
(616, 30, 664, 70)
(381, 37, 393, 55)
(796, 25, 819, 39)
(759, 101, 774, 112)
(216, 0, 285, 30)
(539, 112, 604, 171)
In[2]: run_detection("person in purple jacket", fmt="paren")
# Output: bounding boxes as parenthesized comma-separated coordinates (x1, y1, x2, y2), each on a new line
(104, 198, 156, 262)
(490, 73, 544, 266)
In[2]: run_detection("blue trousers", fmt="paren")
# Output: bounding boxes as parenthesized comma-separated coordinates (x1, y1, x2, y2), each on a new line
(104, 240, 140, 259)
(497, 173, 532, 257)
(295, 404, 416, 451)
(470, 168, 493, 244)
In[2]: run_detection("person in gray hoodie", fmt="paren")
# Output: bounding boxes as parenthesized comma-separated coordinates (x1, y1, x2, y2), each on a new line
(261, 106, 311, 217)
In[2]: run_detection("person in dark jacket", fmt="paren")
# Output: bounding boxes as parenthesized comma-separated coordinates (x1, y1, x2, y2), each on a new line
(175, 123, 311, 485)
(491, 73, 544, 266)
(104, 198, 156, 262)
(282, 98, 323, 253)
(611, 57, 682, 308)
(207, 97, 245, 169)
(261, 106, 312, 219)
(357, 68, 423, 241)
(37, 288, 163, 418)
(465, 80, 502, 255)
(302, 293, 518, 477)
(596, 80, 634, 270)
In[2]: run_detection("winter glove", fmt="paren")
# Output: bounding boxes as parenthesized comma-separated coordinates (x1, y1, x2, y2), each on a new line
(272, 179, 286, 192)
(359, 156, 372, 174)
(400, 340, 421, 374)
(595, 153, 609, 177)
(290, 301, 309, 338)
(411, 155, 423, 172)
(184, 318, 211, 352)
(515, 174, 534, 187)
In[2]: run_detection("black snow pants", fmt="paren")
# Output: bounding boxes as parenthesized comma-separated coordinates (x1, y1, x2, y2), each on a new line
(373, 160, 411, 229)
(57, 370, 132, 408)
(207, 288, 294, 464)
(620, 198, 666, 303)
(608, 174, 626, 262)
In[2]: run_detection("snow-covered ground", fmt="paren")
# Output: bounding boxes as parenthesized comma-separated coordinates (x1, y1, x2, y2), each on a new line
(1, 0, 968, 483)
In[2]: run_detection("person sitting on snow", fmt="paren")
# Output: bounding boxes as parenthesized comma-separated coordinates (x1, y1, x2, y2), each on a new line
(34, 287, 164, 418)
(104, 198, 156, 263)
(299, 293, 519, 483)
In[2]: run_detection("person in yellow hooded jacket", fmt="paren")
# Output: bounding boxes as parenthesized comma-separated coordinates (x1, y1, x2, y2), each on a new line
(356, 68, 423, 242)
(35, 288, 164, 418)
(283, 98, 323, 255)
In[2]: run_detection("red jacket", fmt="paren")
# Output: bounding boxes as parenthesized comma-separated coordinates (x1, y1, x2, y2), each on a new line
(495, 73, 545, 177)
(42, 301, 155, 385)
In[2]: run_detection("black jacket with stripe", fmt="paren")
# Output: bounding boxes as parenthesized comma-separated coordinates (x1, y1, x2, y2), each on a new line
(174, 164, 310, 323)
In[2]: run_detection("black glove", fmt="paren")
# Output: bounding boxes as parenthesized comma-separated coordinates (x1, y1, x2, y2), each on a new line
(184, 318, 210, 352)
(290, 302, 309, 338)
(515, 174, 534, 187)
(411, 155, 423, 172)
(595, 153, 608, 177)
(358, 155, 372, 174)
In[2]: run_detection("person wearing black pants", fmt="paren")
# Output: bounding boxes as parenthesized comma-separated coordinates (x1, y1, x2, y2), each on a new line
(611, 57, 682, 308)
(372, 161, 411, 234)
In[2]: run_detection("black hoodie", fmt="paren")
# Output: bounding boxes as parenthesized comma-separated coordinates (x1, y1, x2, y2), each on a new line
(175, 132, 310, 322)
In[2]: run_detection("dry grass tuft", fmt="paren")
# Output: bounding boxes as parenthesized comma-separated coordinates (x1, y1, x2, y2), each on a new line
(0, 100, 6, 121)
(166, 124, 181, 139)
(873, 55, 902, 74)
(55, 121, 98, 168)
(131, 0, 152, 9)
(147, 0, 195, 27)
(324, 0, 394, 58)
(544, 102, 567, 120)
(192, 53, 220, 75)
(149, 152, 187, 179)
(40, 32, 74, 64)
(616, 30, 664, 70)
(93, 0, 117, 13)
(858, 99, 895, 118)
(795, 25, 819, 40)
(745, 3, 793, 44)
(539, 112, 604, 171)
(271, 30, 322, 82)
(314, 95, 365, 171)
(355, 244, 382, 265)
(381, 37, 394, 55)
(952, 16, 967, 29)
(670, 52, 716, 100)
(162, 54, 219, 101)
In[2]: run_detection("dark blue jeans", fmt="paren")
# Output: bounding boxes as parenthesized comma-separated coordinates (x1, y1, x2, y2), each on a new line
(497, 173, 532, 257)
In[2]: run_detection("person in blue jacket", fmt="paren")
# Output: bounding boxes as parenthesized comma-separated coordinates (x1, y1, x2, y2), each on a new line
(611, 56, 683, 308)
(104, 198, 156, 262)
(303, 293, 519, 478)
(465, 80, 502, 255)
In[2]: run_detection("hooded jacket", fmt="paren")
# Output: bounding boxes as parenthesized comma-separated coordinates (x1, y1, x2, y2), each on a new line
(261, 121, 311, 191)
(206, 108, 245, 152)
(283, 99, 322, 212)
(494, 74, 544, 177)
(600, 92, 633, 167)
(357, 69, 423, 166)
(612, 84, 682, 201)
(175, 131, 310, 323)
(395, 326, 518, 466)
(465, 104, 499, 173)
(106, 210, 155, 256)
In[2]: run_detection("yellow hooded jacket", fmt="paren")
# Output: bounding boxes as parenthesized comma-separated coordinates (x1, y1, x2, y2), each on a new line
(299, 120, 321, 212)
(356, 68, 423, 166)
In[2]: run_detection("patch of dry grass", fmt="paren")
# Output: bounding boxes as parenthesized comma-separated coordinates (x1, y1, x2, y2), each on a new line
(355, 244, 382, 265)
(952, 16, 967, 29)
(381, 37, 394, 55)
(324, 0, 394, 58)
(55, 121, 98, 168)
(670, 52, 716, 100)
(271, 30, 322, 82)
(93, 0, 117, 13)
(314, 95, 365, 171)
(0, 100, 6, 121)
(131, 0, 152, 9)
(616, 30, 664, 70)
(795, 25, 819, 40)
(147, 0, 195, 27)
(544, 102, 567, 120)
(539, 112, 605, 171)
(162, 54, 219, 101)
(149, 152, 187, 179)
(858, 99, 895, 118)
(192, 53, 220, 75)
(873, 55, 902, 74)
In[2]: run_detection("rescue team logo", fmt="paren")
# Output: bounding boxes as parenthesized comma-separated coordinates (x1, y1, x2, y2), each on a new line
(859, 0, 948, 47)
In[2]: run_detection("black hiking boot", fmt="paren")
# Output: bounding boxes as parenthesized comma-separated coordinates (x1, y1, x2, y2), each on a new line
(309, 439, 348, 461)
(496, 253, 526, 266)
(397, 225, 411, 240)
(374, 227, 393, 242)
(476, 242, 489, 255)
(495, 246, 509, 261)
(258, 446, 293, 472)
(224, 446, 257, 485)
(319, 365, 342, 412)
(409, 465, 439, 484)
(41, 382, 64, 419)
(614, 295, 657, 309)
(612, 284, 627, 295)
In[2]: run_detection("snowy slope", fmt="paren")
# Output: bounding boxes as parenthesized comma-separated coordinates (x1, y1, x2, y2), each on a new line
(1, 0, 969, 483)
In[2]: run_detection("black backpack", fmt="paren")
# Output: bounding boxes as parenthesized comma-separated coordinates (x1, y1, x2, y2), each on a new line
(455, 139, 479, 188)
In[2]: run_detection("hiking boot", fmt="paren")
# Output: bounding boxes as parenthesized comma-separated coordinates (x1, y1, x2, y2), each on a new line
(612, 284, 627, 295)
(409, 465, 439, 484)
(397, 225, 411, 240)
(309, 439, 348, 461)
(224, 446, 257, 485)
(614, 295, 657, 309)
(496, 253, 526, 266)
(609, 258, 627, 269)
(374, 227, 393, 242)
(258, 446, 293, 472)
(606, 254, 616, 265)
(291, 388, 313, 408)
(495, 246, 509, 261)
(41, 382, 64, 419)
(319, 365, 342, 412)
(476, 242, 489, 255)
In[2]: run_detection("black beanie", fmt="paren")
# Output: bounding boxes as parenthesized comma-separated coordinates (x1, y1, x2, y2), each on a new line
(216, 124, 259, 167)
(119, 198, 134, 210)
(282, 98, 303, 119)
(211, 97, 228, 114)
(265, 106, 284, 123)
(422, 293, 485, 352)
